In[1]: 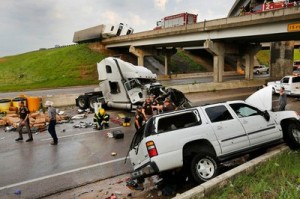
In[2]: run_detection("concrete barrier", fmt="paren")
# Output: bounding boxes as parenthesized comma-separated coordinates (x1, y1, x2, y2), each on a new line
(42, 79, 265, 107)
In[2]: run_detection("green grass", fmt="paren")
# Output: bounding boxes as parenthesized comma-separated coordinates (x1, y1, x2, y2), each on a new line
(0, 45, 299, 92)
(0, 44, 105, 92)
(206, 150, 300, 199)
(256, 50, 270, 66)
(256, 49, 300, 67)
(294, 48, 300, 60)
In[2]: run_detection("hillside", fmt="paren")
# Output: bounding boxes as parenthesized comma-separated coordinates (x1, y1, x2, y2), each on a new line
(0, 44, 106, 92)
(0, 44, 299, 92)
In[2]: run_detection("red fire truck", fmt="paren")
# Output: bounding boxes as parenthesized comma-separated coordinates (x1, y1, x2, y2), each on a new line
(154, 12, 198, 30)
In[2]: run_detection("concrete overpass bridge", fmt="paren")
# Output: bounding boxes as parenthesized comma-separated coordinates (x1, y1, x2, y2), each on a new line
(102, 6, 300, 82)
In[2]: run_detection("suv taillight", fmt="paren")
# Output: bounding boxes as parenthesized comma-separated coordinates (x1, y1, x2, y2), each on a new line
(146, 141, 158, 158)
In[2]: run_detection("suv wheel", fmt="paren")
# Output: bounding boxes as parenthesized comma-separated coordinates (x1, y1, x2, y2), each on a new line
(190, 152, 218, 183)
(284, 123, 300, 150)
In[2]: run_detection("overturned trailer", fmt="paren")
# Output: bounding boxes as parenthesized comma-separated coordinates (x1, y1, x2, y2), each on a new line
(75, 57, 191, 111)
(73, 23, 134, 43)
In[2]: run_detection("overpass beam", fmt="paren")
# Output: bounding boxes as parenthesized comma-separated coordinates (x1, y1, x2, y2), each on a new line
(204, 40, 225, 82)
(129, 46, 153, 66)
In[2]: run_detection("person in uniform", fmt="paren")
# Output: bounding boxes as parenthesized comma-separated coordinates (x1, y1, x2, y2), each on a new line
(93, 108, 110, 130)
(135, 106, 145, 131)
(15, 101, 33, 142)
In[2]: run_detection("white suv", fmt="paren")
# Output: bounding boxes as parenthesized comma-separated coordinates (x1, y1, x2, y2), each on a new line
(128, 86, 300, 183)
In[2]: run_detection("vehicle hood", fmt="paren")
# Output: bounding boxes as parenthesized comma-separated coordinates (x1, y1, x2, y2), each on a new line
(245, 85, 272, 111)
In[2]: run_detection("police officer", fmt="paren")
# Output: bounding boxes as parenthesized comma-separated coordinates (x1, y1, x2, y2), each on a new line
(15, 101, 33, 142)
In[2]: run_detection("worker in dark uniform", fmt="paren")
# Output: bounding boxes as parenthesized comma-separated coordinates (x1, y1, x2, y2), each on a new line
(15, 101, 33, 142)
(142, 97, 153, 120)
(153, 97, 176, 113)
(93, 108, 110, 130)
(135, 106, 145, 131)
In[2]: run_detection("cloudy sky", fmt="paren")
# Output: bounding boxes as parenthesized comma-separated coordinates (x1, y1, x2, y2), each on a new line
(0, 0, 236, 57)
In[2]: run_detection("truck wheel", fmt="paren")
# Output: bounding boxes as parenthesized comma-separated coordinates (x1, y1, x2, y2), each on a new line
(89, 96, 98, 111)
(284, 123, 300, 150)
(190, 152, 218, 184)
(77, 95, 89, 110)
(255, 70, 259, 75)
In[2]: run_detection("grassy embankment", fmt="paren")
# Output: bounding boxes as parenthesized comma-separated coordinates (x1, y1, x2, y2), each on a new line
(0, 44, 105, 92)
(0, 46, 299, 93)
(206, 150, 300, 199)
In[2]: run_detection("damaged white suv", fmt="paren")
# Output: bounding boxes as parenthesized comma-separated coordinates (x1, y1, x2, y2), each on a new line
(128, 86, 300, 184)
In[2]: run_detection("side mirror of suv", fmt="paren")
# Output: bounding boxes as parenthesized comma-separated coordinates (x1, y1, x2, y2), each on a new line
(262, 110, 270, 121)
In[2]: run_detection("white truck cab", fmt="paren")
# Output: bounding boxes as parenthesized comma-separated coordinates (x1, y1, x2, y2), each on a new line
(75, 57, 191, 110)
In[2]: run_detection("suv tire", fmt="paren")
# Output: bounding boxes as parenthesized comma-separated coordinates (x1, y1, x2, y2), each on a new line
(190, 152, 218, 183)
(285, 123, 300, 150)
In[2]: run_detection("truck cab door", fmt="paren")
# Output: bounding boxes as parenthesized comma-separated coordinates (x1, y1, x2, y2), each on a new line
(124, 79, 143, 103)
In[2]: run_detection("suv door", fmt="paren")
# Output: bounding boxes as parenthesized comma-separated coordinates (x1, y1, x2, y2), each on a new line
(128, 118, 154, 170)
(204, 104, 250, 154)
(229, 102, 281, 146)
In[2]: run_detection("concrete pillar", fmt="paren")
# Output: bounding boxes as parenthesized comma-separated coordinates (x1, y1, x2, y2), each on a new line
(165, 55, 171, 75)
(270, 41, 294, 80)
(204, 40, 225, 82)
(129, 46, 153, 66)
(162, 48, 177, 75)
(241, 43, 261, 80)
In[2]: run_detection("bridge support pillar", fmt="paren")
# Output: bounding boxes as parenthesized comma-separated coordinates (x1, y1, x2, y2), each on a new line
(270, 41, 294, 80)
(241, 44, 261, 80)
(204, 40, 225, 82)
(163, 48, 177, 75)
(129, 46, 153, 66)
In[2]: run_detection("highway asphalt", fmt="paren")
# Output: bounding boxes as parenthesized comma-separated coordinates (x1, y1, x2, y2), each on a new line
(0, 85, 299, 199)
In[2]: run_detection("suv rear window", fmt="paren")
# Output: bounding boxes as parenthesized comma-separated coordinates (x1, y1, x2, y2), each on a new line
(157, 111, 200, 133)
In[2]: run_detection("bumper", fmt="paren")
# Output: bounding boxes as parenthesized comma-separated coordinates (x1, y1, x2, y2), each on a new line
(131, 162, 159, 180)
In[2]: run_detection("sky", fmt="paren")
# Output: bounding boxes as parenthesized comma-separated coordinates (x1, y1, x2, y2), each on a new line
(0, 0, 236, 57)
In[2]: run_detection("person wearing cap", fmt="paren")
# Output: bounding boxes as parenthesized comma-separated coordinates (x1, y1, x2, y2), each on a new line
(142, 97, 153, 120)
(45, 100, 58, 145)
(135, 105, 145, 131)
(15, 101, 33, 142)
(93, 108, 110, 130)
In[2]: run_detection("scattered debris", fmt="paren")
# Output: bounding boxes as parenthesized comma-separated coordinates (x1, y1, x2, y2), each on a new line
(111, 152, 117, 156)
(107, 132, 113, 138)
(73, 121, 93, 128)
(77, 191, 89, 197)
(5, 126, 16, 132)
(71, 114, 86, 120)
(14, 189, 21, 195)
(112, 130, 124, 139)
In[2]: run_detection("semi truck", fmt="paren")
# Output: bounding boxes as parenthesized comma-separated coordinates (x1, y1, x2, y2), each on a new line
(154, 12, 198, 30)
(75, 57, 191, 111)
(73, 23, 134, 43)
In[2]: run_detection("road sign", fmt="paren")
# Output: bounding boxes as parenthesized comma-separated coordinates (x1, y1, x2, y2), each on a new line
(288, 23, 300, 32)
